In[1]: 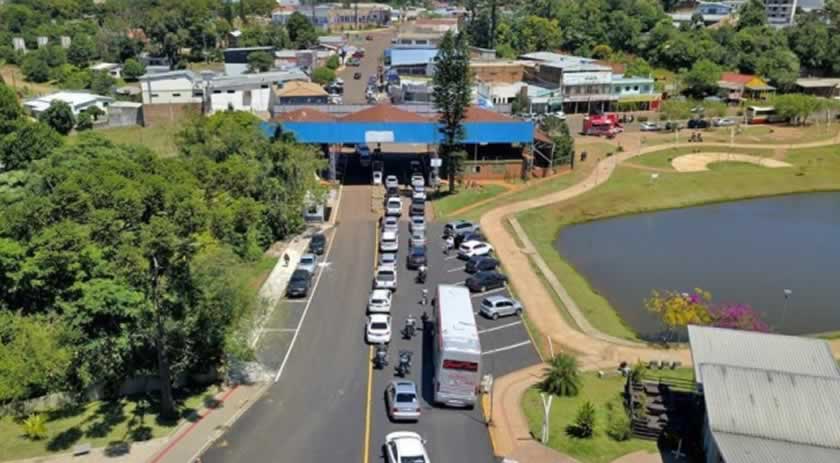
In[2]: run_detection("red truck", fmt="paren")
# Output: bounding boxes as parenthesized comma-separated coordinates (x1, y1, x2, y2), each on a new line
(583, 113, 624, 138)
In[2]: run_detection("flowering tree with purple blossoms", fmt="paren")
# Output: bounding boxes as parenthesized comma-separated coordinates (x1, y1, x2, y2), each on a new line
(710, 303, 769, 332)
(646, 289, 770, 339)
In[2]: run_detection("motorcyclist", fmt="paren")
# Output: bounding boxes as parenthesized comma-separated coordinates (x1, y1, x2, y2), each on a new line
(374, 344, 388, 369)
(397, 350, 413, 376)
(416, 264, 427, 283)
(405, 314, 417, 338)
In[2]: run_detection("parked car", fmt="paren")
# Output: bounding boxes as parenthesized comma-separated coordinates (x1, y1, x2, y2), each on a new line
(385, 175, 400, 189)
(373, 266, 398, 291)
(386, 381, 421, 421)
(547, 111, 567, 120)
(444, 220, 479, 237)
(354, 72, 362, 79)
(286, 269, 313, 298)
(385, 197, 402, 216)
(458, 240, 493, 259)
(379, 252, 398, 270)
(409, 215, 426, 234)
(480, 295, 523, 319)
(409, 160, 422, 173)
(366, 314, 392, 344)
(308, 233, 327, 255)
(385, 432, 429, 463)
(380, 230, 399, 253)
(409, 230, 426, 248)
(297, 253, 318, 274)
(639, 121, 660, 131)
(373, 170, 383, 185)
(687, 118, 709, 129)
(713, 117, 737, 127)
(357, 144, 371, 166)
(465, 255, 498, 274)
(386, 186, 400, 198)
(454, 230, 485, 248)
(466, 271, 507, 293)
(406, 245, 427, 270)
(368, 289, 392, 313)
(664, 121, 683, 131)
(409, 202, 424, 218)
(412, 189, 426, 202)
(382, 216, 399, 233)
(411, 173, 425, 189)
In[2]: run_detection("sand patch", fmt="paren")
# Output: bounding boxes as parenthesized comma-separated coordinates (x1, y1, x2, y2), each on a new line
(671, 153, 792, 172)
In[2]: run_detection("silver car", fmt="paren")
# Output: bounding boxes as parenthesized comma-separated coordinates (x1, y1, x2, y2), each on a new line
(382, 216, 399, 234)
(385, 175, 399, 189)
(297, 253, 317, 274)
(373, 266, 398, 291)
(409, 230, 426, 248)
(386, 380, 421, 421)
(409, 215, 426, 234)
(379, 252, 398, 269)
(480, 295, 523, 320)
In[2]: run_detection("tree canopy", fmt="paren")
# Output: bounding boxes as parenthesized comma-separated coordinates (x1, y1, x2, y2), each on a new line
(433, 31, 473, 193)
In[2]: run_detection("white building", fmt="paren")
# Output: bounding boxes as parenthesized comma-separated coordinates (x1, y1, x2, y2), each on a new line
(90, 62, 123, 79)
(765, 0, 797, 27)
(23, 91, 114, 117)
(138, 70, 206, 105)
(206, 70, 309, 114)
(271, 6, 295, 25)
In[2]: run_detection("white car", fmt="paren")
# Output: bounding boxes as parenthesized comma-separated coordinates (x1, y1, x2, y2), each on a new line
(409, 230, 426, 248)
(385, 175, 400, 189)
(411, 174, 425, 189)
(297, 253, 318, 274)
(382, 215, 399, 233)
(385, 197, 402, 216)
(385, 432, 429, 463)
(366, 314, 392, 344)
(409, 215, 426, 234)
(458, 240, 493, 259)
(548, 111, 567, 120)
(368, 289, 392, 313)
(373, 171, 383, 185)
(379, 252, 398, 270)
(713, 117, 737, 127)
(639, 121, 659, 131)
(373, 266, 398, 291)
(412, 189, 426, 202)
(380, 230, 399, 253)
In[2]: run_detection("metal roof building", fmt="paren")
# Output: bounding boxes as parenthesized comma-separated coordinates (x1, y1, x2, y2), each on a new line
(688, 325, 840, 385)
(701, 363, 840, 463)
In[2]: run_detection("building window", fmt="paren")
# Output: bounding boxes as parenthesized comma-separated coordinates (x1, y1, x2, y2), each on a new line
(194, 91, 203, 97)
(227, 90, 235, 94)
(213, 90, 221, 94)
(172, 93, 181, 97)
(625, 86, 630, 92)
(261, 84, 269, 89)
(151, 93, 159, 97)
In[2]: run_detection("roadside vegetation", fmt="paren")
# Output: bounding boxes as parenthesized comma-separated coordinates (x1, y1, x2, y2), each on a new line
(516, 144, 840, 340)
(432, 184, 507, 219)
(69, 124, 182, 158)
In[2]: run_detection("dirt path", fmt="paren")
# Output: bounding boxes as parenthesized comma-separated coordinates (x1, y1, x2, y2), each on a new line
(671, 153, 791, 172)
(483, 132, 840, 459)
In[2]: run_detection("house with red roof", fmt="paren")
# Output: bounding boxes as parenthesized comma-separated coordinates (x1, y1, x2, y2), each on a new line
(717, 72, 775, 102)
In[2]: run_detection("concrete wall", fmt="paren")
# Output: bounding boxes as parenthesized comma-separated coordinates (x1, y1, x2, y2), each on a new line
(142, 77, 203, 104)
(107, 105, 143, 127)
(461, 160, 523, 181)
(472, 64, 524, 84)
(143, 103, 202, 128)
(208, 87, 273, 114)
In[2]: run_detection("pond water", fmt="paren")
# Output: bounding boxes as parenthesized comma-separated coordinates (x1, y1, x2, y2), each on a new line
(556, 192, 840, 338)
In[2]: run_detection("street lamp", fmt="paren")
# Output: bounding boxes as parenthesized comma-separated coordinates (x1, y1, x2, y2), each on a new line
(782, 289, 792, 328)
(540, 392, 554, 444)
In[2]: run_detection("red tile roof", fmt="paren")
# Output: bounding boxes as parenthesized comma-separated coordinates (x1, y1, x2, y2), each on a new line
(340, 103, 430, 123)
(720, 72, 756, 84)
(462, 106, 516, 122)
(273, 108, 336, 122)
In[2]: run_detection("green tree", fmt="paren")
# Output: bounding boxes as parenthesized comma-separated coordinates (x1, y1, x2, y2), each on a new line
(433, 31, 473, 194)
(122, 58, 146, 81)
(287, 12, 318, 48)
(682, 59, 722, 97)
(0, 83, 23, 132)
(0, 119, 62, 170)
(90, 70, 116, 95)
(567, 401, 596, 438)
(624, 58, 653, 78)
(737, 0, 767, 30)
(22, 414, 47, 440)
(21, 52, 50, 83)
(605, 398, 631, 441)
(247, 50, 274, 73)
(787, 10, 831, 72)
(755, 48, 800, 91)
(549, 120, 574, 166)
(311, 66, 336, 85)
(540, 353, 581, 397)
(646, 289, 712, 340)
(68, 33, 97, 67)
(76, 111, 93, 131)
(325, 54, 340, 70)
(39, 100, 75, 135)
(771, 93, 821, 125)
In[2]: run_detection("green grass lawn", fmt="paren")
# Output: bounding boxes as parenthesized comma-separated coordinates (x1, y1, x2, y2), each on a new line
(641, 124, 839, 147)
(0, 385, 218, 461)
(432, 184, 507, 219)
(79, 125, 182, 158)
(517, 145, 840, 341)
(522, 373, 657, 463)
(631, 146, 774, 170)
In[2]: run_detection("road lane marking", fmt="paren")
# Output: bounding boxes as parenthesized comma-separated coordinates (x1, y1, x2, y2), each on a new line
(447, 266, 465, 273)
(363, 221, 378, 463)
(478, 321, 522, 334)
(482, 340, 532, 356)
(453, 281, 465, 286)
(470, 287, 507, 298)
(273, 228, 339, 383)
(444, 255, 460, 260)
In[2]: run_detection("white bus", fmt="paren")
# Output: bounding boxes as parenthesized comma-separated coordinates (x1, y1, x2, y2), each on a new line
(433, 284, 482, 408)
(746, 106, 786, 124)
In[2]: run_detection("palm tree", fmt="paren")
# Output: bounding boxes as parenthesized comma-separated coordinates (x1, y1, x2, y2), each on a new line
(539, 353, 581, 397)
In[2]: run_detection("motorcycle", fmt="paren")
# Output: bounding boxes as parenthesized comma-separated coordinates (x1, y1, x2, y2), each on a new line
(415, 269, 427, 284)
(403, 318, 417, 340)
(373, 344, 388, 369)
(396, 351, 413, 377)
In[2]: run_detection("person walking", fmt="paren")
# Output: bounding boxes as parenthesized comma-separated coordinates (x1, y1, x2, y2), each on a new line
(283, 253, 290, 267)
(421, 288, 429, 306)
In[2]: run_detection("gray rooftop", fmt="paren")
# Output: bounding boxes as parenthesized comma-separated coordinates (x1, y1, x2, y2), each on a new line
(208, 70, 309, 90)
(702, 364, 840, 462)
(714, 433, 840, 463)
(688, 325, 839, 384)
(138, 70, 199, 82)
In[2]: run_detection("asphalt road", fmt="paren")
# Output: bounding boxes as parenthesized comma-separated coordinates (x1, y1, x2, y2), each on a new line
(338, 30, 395, 104)
(202, 185, 376, 462)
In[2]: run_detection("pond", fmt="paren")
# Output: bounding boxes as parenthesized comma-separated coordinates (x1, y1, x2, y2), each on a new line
(556, 192, 840, 338)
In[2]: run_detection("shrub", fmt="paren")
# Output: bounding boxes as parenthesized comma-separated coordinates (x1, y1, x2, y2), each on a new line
(566, 401, 596, 438)
(22, 414, 47, 440)
(605, 398, 632, 441)
(76, 111, 93, 130)
(638, 115, 648, 123)
(539, 353, 581, 397)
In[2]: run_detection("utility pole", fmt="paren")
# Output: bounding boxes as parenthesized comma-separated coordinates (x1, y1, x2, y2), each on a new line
(151, 256, 176, 419)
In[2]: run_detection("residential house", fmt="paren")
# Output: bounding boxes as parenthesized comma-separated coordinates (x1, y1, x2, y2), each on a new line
(386, 48, 438, 76)
(206, 70, 309, 115)
(392, 33, 443, 49)
(278, 0, 300, 6)
(23, 91, 114, 117)
(90, 62, 122, 79)
(795, 77, 840, 98)
(388, 78, 434, 103)
(409, 17, 459, 34)
(329, 3, 392, 29)
(611, 74, 660, 110)
(669, 1, 736, 27)
(138, 70, 206, 105)
(765, 0, 797, 27)
(687, 325, 840, 463)
(273, 81, 329, 106)
(717, 72, 775, 102)
(476, 82, 525, 106)
(223, 46, 275, 76)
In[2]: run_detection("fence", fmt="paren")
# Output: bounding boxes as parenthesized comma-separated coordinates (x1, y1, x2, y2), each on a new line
(271, 103, 513, 116)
